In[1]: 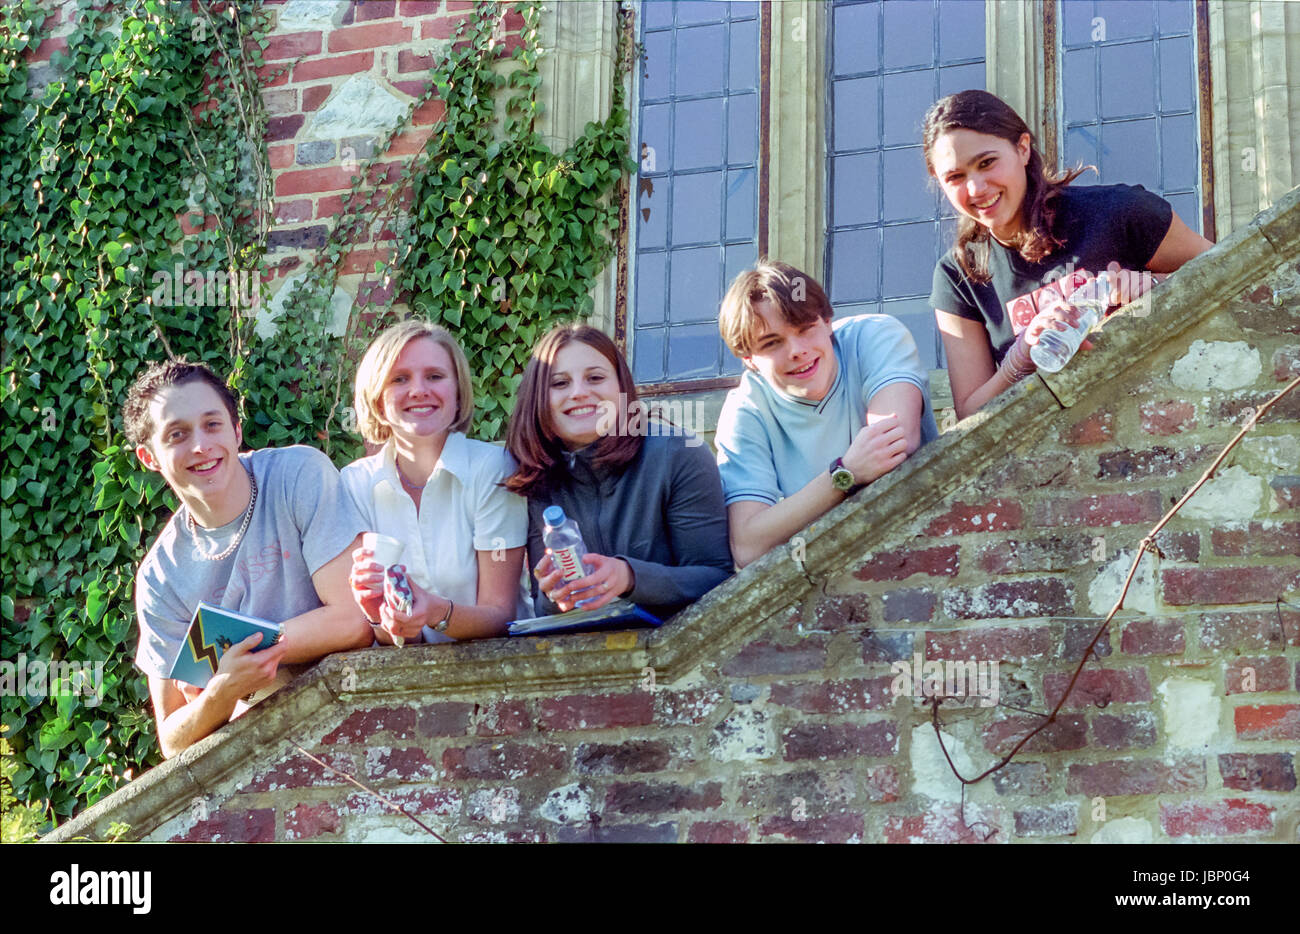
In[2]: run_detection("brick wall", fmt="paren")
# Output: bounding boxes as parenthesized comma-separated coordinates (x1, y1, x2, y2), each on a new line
(48, 189, 1299, 844)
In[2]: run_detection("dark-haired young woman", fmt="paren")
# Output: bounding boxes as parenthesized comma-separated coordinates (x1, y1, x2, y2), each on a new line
(924, 89, 1213, 418)
(504, 324, 732, 619)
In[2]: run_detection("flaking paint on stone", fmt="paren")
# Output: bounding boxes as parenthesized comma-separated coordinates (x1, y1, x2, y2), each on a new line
(1088, 816, 1154, 844)
(1170, 340, 1262, 390)
(1087, 549, 1158, 616)
(1157, 679, 1221, 749)
(910, 724, 978, 803)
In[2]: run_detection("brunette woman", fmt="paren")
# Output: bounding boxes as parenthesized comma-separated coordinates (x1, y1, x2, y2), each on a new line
(343, 320, 529, 645)
(924, 89, 1213, 418)
(504, 324, 732, 619)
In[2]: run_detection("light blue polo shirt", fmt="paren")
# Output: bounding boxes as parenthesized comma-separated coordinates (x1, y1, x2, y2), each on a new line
(715, 314, 939, 505)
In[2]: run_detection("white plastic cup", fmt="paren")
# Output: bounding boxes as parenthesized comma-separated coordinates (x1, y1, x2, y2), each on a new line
(361, 532, 406, 645)
(1030, 276, 1112, 373)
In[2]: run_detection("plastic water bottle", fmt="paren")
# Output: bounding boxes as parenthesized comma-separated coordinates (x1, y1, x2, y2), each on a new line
(542, 505, 588, 582)
(1030, 276, 1112, 373)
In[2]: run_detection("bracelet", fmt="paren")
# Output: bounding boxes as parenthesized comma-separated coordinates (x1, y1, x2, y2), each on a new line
(997, 334, 1037, 385)
(435, 599, 454, 633)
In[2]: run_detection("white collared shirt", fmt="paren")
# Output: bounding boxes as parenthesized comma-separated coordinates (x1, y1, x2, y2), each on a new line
(340, 432, 530, 642)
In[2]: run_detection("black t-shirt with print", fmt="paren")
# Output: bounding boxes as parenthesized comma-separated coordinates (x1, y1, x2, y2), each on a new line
(928, 183, 1173, 363)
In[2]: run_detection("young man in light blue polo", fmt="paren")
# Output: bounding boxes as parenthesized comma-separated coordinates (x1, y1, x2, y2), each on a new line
(714, 260, 939, 567)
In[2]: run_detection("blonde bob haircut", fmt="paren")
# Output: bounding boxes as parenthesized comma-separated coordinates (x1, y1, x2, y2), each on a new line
(353, 319, 474, 444)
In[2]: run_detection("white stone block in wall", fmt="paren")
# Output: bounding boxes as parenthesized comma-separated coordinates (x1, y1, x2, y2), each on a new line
(909, 724, 977, 804)
(277, 0, 345, 32)
(1089, 816, 1153, 844)
(1170, 340, 1262, 390)
(257, 270, 353, 340)
(1157, 678, 1221, 749)
(305, 75, 406, 142)
(1179, 464, 1267, 522)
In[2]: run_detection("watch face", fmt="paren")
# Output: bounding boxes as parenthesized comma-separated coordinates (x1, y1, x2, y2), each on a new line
(832, 467, 856, 491)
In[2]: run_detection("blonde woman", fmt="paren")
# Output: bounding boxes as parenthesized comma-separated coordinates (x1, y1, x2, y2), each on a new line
(342, 320, 529, 645)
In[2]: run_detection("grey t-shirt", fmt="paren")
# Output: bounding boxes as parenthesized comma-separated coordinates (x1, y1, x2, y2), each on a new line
(134, 445, 365, 679)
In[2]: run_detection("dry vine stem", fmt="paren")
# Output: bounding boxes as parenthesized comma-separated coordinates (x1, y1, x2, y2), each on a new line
(932, 374, 1300, 786)
(287, 741, 448, 841)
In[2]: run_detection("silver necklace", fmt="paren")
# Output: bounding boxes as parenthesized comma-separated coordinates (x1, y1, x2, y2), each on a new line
(187, 470, 258, 561)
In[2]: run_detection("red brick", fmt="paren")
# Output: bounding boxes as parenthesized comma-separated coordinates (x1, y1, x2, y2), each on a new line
(267, 113, 305, 142)
(1063, 409, 1114, 444)
(722, 638, 826, 677)
(1043, 668, 1152, 708)
(1096, 445, 1209, 481)
(865, 765, 900, 802)
(880, 588, 935, 622)
(285, 802, 340, 840)
(1139, 400, 1196, 435)
(977, 536, 1090, 574)
(882, 804, 1003, 844)
(1275, 346, 1300, 381)
(25, 35, 68, 63)
(388, 126, 434, 156)
(1225, 655, 1291, 694)
(556, 822, 677, 844)
(276, 165, 358, 196)
(293, 51, 374, 82)
(341, 247, 395, 275)
(172, 808, 274, 843)
(1217, 753, 1297, 791)
(391, 78, 432, 96)
(1160, 799, 1274, 838)
(1014, 803, 1077, 837)
(977, 452, 1079, 490)
(927, 624, 1055, 661)
(412, 97, 447, 125)
(243, 751, 357, 792)
(1066, 756, 1206, 796)
(398, 48, 436, 72)
(417, 701, 473, 736)
(853, 544, 959, 581)
(275, 199, 313, 225)
(1120, 619, 1185, 656)
(653, 687, 723, 726)
(345, 787, 461, 819)
(1234, 704, 1300, 740)
(861, 629, 914, 663)
(735, 769, 854, 812)
(538, 692, 653, 731)
(178, 211, 218, 235)
(322, 706, 417, 744)
(1066, 620, 1113, 659)
(1152, 529, 1201, 562)
(399, 0, 440, 14)
(606, 782, 722, 815)
(356, 0, 396, 20)
(782, 721, 897, 760)
(575, 740, 674, 776)
(924, 500, 1022, 536)
(1163, 566, 1300, 606)
(329, 21, 412, 51)
(269, 143, 295, 168)
(1215, 392, 1300, 426)
(812, 594, 871, 631)
(475, 699, 532, 736)
(769, 677, 895, 713)
(423, 12, 475, 39)
(264, 30, 322, 60)
(688, 820, 748, 844)
(1200, 609, 1300, 650)
(1034, 491, 1164, 528)
(1211, 522, 1300, 557)
(442, 743, 566, 780)
(982, 714, 1087, 754)
(759, 813, 864, 843)
(1092, 711, 1157, 749)
(367, 747, 439, 781)
(992, 762, 1052, 796)
(302, 84, 332, 111)
(942, 579, 1074, 619)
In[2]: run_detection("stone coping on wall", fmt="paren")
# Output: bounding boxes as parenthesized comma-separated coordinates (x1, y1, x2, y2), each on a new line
(45, 186, 1299, 842)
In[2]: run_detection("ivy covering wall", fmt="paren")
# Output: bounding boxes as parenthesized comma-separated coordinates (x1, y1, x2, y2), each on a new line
(0, 0, 632, 832)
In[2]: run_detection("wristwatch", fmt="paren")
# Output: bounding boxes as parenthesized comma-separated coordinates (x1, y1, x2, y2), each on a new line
(828, 457, 859, 493)
(434, 600, 454, 633)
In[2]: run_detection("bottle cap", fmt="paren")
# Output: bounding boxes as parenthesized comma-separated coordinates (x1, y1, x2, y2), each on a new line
(543, 505, 567, 527)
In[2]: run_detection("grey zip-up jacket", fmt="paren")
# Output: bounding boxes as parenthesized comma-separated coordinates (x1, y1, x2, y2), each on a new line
(526, 433, 733, 620)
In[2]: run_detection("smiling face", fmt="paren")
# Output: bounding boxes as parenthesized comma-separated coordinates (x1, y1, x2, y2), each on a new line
(378, 337, 459, 443)
(547, 340, 623, 450)
(743, 298, 837, 402)
(930, 128, 1032, 243)
(136, 380, 244, 506)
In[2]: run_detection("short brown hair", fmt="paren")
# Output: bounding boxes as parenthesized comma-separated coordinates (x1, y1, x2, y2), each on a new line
(504, 324, 641, 497)
(352, 320, 475, 445)
(719, 259, 833, 358)
(122, 359, 240, 449)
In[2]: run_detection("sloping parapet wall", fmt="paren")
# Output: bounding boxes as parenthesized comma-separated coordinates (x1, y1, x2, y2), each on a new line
(49, 189, 1300, 843)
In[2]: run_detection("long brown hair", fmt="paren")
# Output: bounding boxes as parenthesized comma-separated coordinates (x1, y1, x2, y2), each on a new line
(922, 90, 1087, 283)
(504, 324, 642, 496)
